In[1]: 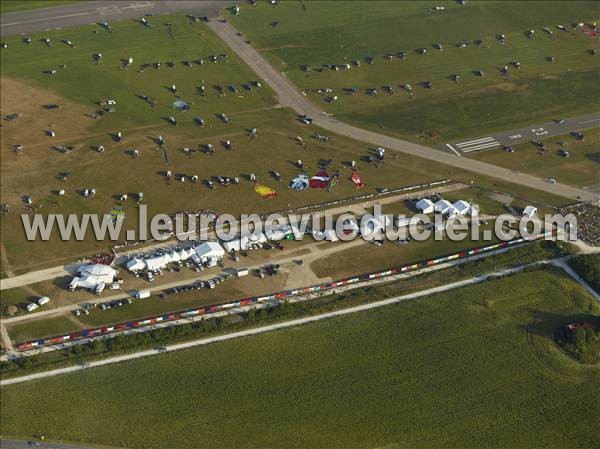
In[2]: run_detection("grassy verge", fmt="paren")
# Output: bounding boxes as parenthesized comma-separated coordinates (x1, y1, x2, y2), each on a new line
(1, 267, 598, 448)
(7, 316, 81, 343)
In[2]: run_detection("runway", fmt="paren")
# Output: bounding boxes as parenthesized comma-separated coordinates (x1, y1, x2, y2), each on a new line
(0, 1, 232, 37)
(443, 113, 600, 155)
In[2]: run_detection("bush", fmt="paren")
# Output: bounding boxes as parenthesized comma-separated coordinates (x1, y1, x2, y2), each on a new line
(568, 254, 600, 293)
(555, 322, 600, 364)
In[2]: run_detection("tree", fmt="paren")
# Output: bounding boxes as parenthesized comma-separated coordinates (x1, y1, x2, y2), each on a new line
(5, 305, 18, 316)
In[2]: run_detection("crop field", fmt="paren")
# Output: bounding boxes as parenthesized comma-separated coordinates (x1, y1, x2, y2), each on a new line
(229, 1, 600, 143)
(1, 268, 598, 448)
(471, 128, 600, 188)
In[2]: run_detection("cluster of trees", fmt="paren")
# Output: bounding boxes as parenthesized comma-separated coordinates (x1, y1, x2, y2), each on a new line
(555, 323, 600, 364)
(568, 254, 600, 293)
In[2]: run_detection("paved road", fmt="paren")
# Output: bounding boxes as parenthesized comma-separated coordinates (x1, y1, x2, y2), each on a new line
(0, 264, 79, 291)
(442, 114, 600, 154)
(0, 1, 232, 37)
(551, 258, 599, 300)
(208, 20, 598, 202)
(0, 261, 548, 386)
(0, 440, 98, 449)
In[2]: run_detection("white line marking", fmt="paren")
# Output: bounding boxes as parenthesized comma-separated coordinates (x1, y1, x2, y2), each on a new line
(579, 118, 600, 124)
(461, 142, 501, 153)
(0, 11, 89, 27)
(455, 136, 494, 147)
(445, 143, 461, 156)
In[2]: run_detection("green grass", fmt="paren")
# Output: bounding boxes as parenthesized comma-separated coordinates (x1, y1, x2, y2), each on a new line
(0, 14, 276, 129)
(229, 1, 600, 143)
(1, 268, 599, 448)
(0, 286, 37, 311)
(472, 128, 600, 188)
(0, 1, 83, 14)
(7, 316, 80, 342)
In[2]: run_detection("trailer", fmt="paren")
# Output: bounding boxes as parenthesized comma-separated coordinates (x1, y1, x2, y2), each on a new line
(135, 289, 151, 299)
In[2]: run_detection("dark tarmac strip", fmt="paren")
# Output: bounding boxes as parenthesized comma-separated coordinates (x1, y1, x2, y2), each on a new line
(442, 113, 600, 155)
(0, 1, 233, 37)
(0, 440, 101, 449)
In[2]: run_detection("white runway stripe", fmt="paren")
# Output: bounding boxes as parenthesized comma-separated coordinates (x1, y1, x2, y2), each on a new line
(461, 141, 501, 152)
(445, 144, 461, 156)
(455, 136, 495, 147)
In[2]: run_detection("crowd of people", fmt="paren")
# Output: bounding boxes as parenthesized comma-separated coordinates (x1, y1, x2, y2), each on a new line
(557, 202, 600, 246)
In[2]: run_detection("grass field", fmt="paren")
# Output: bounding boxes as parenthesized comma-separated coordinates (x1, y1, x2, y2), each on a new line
(0, 10, 580, 275)
(7, 315, 81, 342)
(0, 1, 82, 14)
(1, 268, 598, 448)
(229, 1, 600, 143)
(472, 128, 600, 188)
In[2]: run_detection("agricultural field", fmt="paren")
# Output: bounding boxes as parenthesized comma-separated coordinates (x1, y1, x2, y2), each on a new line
(229, 1, 600, 143)
(471, 128, 600, 189)
(1, 268, 598, 448)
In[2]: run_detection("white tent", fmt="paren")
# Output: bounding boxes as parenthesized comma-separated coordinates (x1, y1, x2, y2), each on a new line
(415, 198, 434, 214)
(126, 258, 146, 272)
(223, 239, 241, 252)
(452, 200, 471, 216)
(222, 233, 267, 252)
(265, 224, 293, 241)
(194, 241, 225, 262)
(434, 199, 453, 214)
(523, 205, 537, 217)
(145, 255, 168, 271)
(74, 264, 116, 290)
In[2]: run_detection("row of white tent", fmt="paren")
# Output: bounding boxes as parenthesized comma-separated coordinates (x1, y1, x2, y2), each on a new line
(416, 198, 478, 217)
(126, 241, 225, 272)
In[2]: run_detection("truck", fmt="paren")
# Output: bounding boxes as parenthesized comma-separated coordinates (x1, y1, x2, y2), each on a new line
(37, 296, 50, 306)
(94, 282, 106, 295)
(235, 268, 249, 277)
(26, 303, 39, 312)
(135, 289, 151, 300)
(69, 277, 79, 291)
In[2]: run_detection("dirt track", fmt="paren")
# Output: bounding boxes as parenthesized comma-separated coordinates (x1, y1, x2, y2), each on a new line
(207, 20, 599, 203)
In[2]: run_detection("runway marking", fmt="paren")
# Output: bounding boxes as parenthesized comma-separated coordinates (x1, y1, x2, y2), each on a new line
(445, 143, 461, 156)
(453, 136, 500, 153)
(530, 127, 548, 136)
(0, 11, 89, 27)
(455, 136, 495, 147)
(461, 141, 501, 153)
(579, 118, 600, 124)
